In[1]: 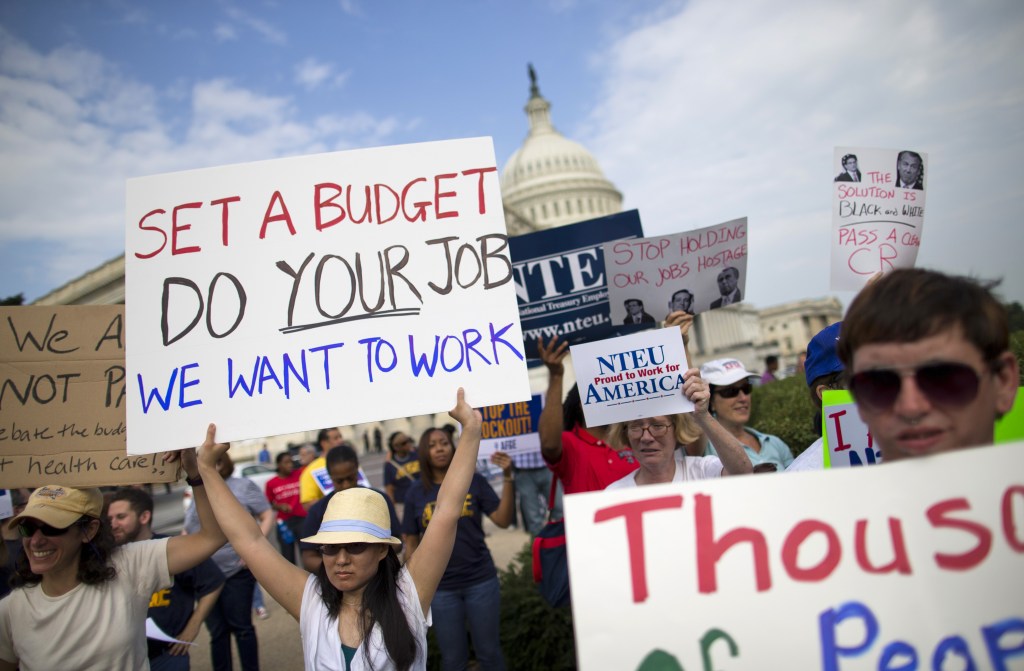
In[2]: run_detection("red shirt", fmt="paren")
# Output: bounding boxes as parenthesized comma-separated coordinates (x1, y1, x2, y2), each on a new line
(546, 426, 638, 495)
(265, 470, 306, 521)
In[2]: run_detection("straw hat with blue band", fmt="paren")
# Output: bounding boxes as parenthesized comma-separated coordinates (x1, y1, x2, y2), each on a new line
(301, 487, 402, 547)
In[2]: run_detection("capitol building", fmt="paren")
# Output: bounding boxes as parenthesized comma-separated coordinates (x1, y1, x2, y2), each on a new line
(33, 70, 841, 452)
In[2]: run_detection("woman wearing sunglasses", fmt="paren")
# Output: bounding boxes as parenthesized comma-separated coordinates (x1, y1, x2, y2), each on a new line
(699, 358, 795, 471)
(0, 453, 226, 671)
(194, 388, 483, 671)
(606, 368, 753, 488)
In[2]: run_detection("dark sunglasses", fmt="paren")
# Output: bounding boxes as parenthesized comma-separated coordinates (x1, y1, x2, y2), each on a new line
(848, 362, 986, 412)
(319, 542, 372, 556)
(715, 382, 752, 399)
(17, 518, 82, 538)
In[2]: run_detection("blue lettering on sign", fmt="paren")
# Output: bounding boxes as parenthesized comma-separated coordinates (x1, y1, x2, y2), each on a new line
(227, 342, 344, 399)
(408, 322, 523, 379)
(136, 363, 203, 414)
(819, 600, 1024, 671)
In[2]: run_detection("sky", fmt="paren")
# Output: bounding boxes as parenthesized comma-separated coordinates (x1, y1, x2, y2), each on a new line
(2, 0, 1022, 309)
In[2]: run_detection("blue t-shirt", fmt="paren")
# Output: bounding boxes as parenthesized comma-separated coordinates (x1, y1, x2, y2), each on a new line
(402, 473, 499, 590)
(706, 426, 794, 470)
(383, 452, 420, 504)
(147, 534, 225, 659)
(298, 486, 401, 555)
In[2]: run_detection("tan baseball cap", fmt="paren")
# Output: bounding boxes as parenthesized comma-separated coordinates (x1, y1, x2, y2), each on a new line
(6, 485, 104, 531)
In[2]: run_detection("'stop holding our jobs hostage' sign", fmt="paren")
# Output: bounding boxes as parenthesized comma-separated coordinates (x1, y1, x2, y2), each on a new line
(125, 138, 531, 455)
(563, 441, 1024, 670)
(570, 326, 693, 427)
(604, 217, 748, 322)
(831, 146, 928, 291)
(508, 210, 643, 354)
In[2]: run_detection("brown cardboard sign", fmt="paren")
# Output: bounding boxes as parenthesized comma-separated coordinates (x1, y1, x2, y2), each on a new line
(0, 306, 177, 487)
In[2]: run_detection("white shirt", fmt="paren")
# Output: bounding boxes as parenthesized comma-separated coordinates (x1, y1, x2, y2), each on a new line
(605, 451, 723, 489)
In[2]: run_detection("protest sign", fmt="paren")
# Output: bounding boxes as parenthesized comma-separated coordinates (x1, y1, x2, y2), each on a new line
(564, 441, 1024, 670)
(508, 210, 643, 354)
(821, 390, 881, 468)
(570, 326, 692, 427)
(125, 138, 530, 454)
(604, 218, 748, 319)
(821, 388, 1024, 468)
(831, 147, 928, 291)
(478, 394, 542, 460)
(0, 306, 177, 487)
(0, 491, 12, 519)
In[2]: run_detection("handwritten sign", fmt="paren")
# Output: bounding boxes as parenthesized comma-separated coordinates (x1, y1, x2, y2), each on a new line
(508, 210, 643, 353)
(570, 327, 692, 427)
(604, 218, 748, 320)
(478, 394, 542, 460)
(564, 441, 1024, 670)
(821, 390, 882, 468)
(831, 147, 928, 291)
(0, 306, 177, 487)
(125, 138, 530, 454)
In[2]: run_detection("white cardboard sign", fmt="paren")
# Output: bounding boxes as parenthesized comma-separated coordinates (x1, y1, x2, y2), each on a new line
(570, 326, 692, 427)
(604, 218, 748, 320)
(831, 147, 928, 291)
(822, 389, 883, 468)
(564, 442, 1024, 670)
(125, 138, 530, 454)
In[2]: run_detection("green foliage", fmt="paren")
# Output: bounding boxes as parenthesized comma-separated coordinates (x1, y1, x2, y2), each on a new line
(0, 293, 24, 306)
(748, 375, 818, 456)
(1011, 330, 1024, 387)
(498, 542, 577, 670)
(1005, 302, 1024, 333)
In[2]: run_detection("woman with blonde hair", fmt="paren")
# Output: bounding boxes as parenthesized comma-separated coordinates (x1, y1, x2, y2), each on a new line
(606, 369, 753, 489)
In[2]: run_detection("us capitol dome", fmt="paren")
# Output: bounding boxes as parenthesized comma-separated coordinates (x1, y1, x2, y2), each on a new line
(501, 65, 623, 235)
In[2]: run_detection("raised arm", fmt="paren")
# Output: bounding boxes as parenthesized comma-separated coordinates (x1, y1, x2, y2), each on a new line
(486, 451, 516, 529)
(166, 447, 227, 576)
(537, 336, 569, 463)
(407, 389, 482, 614)
(195, 425, 309, 619)
(682, 370, 753, 476)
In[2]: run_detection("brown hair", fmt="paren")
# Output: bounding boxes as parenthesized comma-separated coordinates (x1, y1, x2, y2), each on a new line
(609, 413, 702, 451)
(838, 269, 1009, 369)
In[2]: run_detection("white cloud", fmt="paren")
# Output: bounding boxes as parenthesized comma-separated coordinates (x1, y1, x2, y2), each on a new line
(0, 30, 406, 298)
(223, 6, 288, 46)
(581, 0, 1024, 306)
(295, 57, 349, 91)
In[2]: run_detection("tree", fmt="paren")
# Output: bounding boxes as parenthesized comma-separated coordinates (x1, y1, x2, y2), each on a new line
(0, 293, 24, 306)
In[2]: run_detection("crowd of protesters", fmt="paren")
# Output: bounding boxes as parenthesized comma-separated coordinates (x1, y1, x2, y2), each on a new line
(0, 267, 1017, 670)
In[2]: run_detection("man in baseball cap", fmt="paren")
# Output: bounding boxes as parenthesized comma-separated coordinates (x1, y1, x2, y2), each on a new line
(787, 322, 846, 472)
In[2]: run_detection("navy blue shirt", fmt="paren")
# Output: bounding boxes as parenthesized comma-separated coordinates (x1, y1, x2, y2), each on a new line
(147, 534, 225, 659)
(402, 473, 499, 590)
(299, 487, 401, 555)
(383, 452, 420, 504)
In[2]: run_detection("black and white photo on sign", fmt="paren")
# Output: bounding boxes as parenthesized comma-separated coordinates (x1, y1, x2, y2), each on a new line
(830, 146, 928, 292)
(604, 217, 748, 322)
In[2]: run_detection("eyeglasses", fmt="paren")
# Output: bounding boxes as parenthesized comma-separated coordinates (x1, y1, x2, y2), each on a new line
(626, 423, 672, 438)
(319, 542, 372, 556)
(715, 382, 752, 399)
(848, 362, 988, 412)
(17, 518, 81, 538)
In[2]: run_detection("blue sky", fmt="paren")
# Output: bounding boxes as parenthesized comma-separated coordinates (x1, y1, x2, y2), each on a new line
(2, 0, 1022, 308)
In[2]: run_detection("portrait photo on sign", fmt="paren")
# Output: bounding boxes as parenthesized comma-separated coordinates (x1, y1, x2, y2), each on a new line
(604, 217, 748, 319)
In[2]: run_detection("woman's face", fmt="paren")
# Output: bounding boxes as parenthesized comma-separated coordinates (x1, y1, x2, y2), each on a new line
(625, 416, 676, 469)
(712, 381, 753, 426)
(322, 543, 389, 594)
(391, 433, 413, 457)
(20, 517, 95, 578)
(427, 430, 454, 471)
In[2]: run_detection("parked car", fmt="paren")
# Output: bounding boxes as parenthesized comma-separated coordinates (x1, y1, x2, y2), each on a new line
(182, 460, 276, 511)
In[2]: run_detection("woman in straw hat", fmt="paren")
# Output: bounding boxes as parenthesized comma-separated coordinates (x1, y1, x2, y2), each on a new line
(0, 451, 226, 671)
(195, 388, 483, 671)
